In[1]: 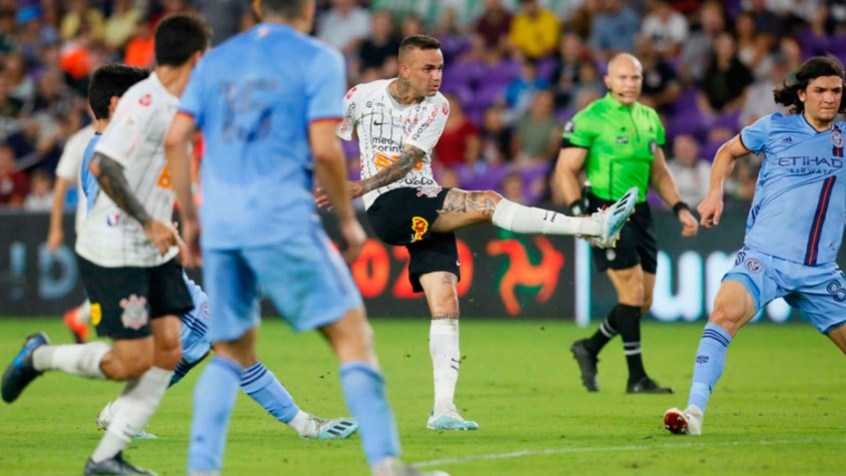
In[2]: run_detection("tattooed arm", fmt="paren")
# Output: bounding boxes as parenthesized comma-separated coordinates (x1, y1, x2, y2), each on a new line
(89, 152, 152, 226)
(89, 152, 177, 254)
(351, 144, 426, 198)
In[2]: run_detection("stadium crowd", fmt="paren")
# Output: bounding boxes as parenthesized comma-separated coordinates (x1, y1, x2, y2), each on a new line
(0, 0, 843, 211)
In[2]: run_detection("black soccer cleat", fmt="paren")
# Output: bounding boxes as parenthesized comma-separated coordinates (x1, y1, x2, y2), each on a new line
(84, 451, 157, 475)
(570, 339, 599, 392)
(2, 332, 50, 403)
(626, 376, 674, 394)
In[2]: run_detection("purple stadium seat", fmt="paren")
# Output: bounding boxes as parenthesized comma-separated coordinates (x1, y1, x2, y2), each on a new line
(536, 56, 559, 82)
(469, 83, 506, 112)
(482, 59, 520, 88)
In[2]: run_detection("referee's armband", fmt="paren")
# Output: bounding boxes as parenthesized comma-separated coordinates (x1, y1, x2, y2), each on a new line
(560, 137, 588, 149)
(672, 201, 692, 217)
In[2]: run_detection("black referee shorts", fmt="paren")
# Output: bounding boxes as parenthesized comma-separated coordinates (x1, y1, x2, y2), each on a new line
(588, 193, 657, 274)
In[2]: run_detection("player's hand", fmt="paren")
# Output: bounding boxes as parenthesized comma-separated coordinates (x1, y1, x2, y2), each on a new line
(315, 181, 363, 210)
(338, 215, 366, 264)
(46, 227, 63, 254)
(679, 209, 699, 237)
(697, 191, 723, 228)
(143, 219, 179, 256)
(178, 217, 202, 268)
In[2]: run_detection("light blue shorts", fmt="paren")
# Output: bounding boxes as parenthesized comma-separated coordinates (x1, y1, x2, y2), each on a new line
(203, 228, 363, 343)
(725, 246, 846, 334)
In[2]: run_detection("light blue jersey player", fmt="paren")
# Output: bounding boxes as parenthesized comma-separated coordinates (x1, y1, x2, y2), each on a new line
(78, 68, 357, 442)
(166, 2, 447, 475)
(665, 56, 846, 436)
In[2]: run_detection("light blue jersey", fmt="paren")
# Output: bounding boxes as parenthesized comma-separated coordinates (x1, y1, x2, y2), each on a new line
(740, 113, 846, 265)
(80, 133, 102, 212)
(178, 23, 346, 250)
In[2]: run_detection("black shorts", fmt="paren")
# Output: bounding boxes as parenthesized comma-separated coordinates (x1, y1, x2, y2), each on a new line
(77, 256, 194, 340)
(588, 194, 657, 274)
(366, 187, 460, 293)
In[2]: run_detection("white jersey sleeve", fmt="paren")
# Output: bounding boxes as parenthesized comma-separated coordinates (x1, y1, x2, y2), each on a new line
(56, 124, 95, 180)
(404, 95, 449, 153)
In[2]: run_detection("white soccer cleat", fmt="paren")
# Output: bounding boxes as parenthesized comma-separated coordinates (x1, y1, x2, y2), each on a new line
(590, 186, 638, 248)
(372, 458, 449, 476)
(303, 416, 359, 440)
(96, 401, 158, 439)
(426, 406, 478, 431)
(663, 405, 703, 436)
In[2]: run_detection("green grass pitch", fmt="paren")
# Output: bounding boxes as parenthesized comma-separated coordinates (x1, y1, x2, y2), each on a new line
(0, 318, 843, 475)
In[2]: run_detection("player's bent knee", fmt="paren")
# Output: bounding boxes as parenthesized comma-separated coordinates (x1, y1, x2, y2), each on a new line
(708, 308, 743, 335)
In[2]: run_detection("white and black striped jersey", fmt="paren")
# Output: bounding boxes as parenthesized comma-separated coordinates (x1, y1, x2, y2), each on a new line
(338, 79, 450, 210)
(75, 73, 179, 267)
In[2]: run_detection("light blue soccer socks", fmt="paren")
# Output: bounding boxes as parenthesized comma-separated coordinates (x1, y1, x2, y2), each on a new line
(240, 361, 300, 424)
(688, 323, 733, 412)
(188, 356, 244, 473)
(340, 362, 400, 466)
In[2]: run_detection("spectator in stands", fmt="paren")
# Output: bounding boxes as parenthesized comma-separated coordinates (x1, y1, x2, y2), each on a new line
(60, 0, 105, 42)
(475, 0, 512, 50)
(779, 36, 804, 74)
(640, 0, 688, 58)
(513, 90, 562, 162)
(0, 8, 14, 55)
(748, 0, 783, 37)
(509, 0, 561, 60)
(735, 12, 773, 79)
(0, 144, 27, 208)
(635, 35, 682, 113)
(697, 32, 754, 116)
(400, 13, 424, 38)
(5, 52, 35, 106)
(480, 105, 515, 164)
(358, 10, 401, 77)
(667, 134, 710, 207)
(191, 0, 252, 47)
(433, 94, 481, 169)
(501, 170, 528, 204)
(22, 167, 52, 211)
(369, 0, 430, 26)
(123, 19, 154, 67)
(565, 0, 602, 40)
(739, 54, 790, 127)
(104, 0, 143, 49)
(0, 73, 23, 121)
(317, 0, 370, 56)
(504, 59, 550, 114)
(589, 0, 640, 59)
(679, 1, 726, 84)
(550, 32, 589, 110)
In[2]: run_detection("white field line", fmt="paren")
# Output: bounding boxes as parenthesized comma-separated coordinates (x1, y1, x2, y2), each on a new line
(414, 437, 846, 468)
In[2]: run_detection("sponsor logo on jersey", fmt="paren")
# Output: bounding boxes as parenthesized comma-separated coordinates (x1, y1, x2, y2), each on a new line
(563, 121, 575, 134)
(345, 86, 357, 100)
(410, 216, 429, 243)
(120, 294, 149, 330)
(442, 101, 449, 116)
(138, 93, 152, 107)
(106, 209, 123, 227)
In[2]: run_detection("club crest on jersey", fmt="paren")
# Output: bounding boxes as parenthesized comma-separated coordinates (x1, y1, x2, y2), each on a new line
(120, 294, 149, 330)
(138, 93, 152, 107)
(564, 121, 575, 134)
(745, 258, 763, 273)
(442, 101, 449, 116)
(410, 216, 429, 243)
(832, 127, 844, 157)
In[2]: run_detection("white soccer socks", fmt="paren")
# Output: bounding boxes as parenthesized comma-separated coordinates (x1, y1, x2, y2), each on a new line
(492, 198, 599, 236)
(32, 341, 110, 379)
(430, 319, 460, 415)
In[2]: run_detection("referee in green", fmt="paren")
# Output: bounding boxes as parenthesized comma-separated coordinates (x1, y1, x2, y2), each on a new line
(555, 53, 699, 393)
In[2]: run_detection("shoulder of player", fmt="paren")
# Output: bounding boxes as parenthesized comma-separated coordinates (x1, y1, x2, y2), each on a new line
(346, 79, 390, 102)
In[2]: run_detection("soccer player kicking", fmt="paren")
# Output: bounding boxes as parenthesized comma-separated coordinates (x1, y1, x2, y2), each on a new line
(2, 15, 211, 475)
(74, 64, 357, 442)
(319, 34, 636, 431)
(166, 1, 448, 475)
(665, 56, 846, 436)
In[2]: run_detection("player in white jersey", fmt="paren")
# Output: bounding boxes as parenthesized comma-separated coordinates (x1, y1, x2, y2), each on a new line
(48, 123, 95, 343)
(1, 15, 212, 475)
(321, 35, 637, 431)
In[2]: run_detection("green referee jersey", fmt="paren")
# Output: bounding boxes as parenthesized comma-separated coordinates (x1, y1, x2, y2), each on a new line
(562, 93, 666, 203)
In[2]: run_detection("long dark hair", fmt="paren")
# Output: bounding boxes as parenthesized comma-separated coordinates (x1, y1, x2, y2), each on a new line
(773, 55, 846, 114)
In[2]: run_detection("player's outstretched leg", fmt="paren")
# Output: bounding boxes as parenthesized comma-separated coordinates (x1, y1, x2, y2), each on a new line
(240, 360, 359, 440)
(2, 333, 50, 403)
(589, 187, 638, 248)
(96, 401, 158, 440)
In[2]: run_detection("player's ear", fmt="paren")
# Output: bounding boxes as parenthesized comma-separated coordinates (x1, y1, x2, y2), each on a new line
(108, 96, 120, 115)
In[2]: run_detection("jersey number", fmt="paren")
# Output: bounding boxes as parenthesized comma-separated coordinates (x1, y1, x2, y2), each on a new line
(219, 79, 277, 143)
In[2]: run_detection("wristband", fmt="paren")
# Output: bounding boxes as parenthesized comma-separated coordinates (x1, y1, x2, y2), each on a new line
(569, 200, 584, 216)
(672, 201, 691, 216)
